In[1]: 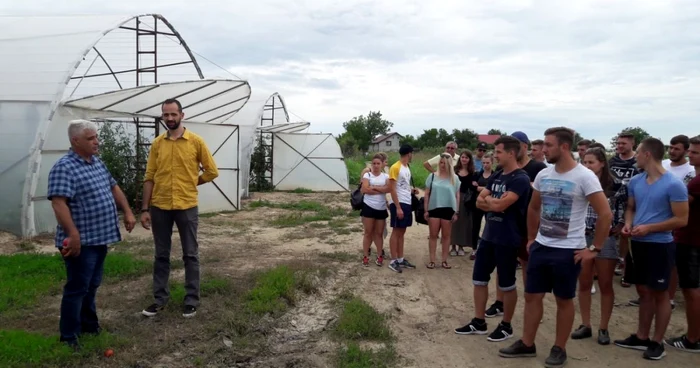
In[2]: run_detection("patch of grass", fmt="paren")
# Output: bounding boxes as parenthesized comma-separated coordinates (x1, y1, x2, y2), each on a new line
(320, 251, 357, 263)
(345, 150, 437, 187)
(245, 265, 324, 316)
(289, 187, 313, 193)
(336, 342, 396, 368)
(199, 210, 237, 219)
(0, 252, 150, 313)
(264, 202, 349, 228)
(168, 274, 236, 307)
(0, 329, 127, 368)
(17, 241, 36, 252)
(333, 296, 393, 342)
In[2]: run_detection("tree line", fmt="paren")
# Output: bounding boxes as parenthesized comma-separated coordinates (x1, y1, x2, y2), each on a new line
(335, 110, 653, 156)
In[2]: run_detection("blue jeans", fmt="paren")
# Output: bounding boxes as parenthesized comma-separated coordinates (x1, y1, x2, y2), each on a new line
(59, 245, 108, 343)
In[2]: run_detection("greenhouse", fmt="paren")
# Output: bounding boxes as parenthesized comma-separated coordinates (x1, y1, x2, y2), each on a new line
(0, 14, 348, 238)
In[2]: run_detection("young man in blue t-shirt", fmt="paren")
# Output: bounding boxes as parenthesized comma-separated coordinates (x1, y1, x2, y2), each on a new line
(614, 138, 689, 361)
(454, 136, 531, 342)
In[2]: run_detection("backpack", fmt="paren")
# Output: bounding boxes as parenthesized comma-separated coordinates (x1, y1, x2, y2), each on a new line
(350, 182, 364, 211)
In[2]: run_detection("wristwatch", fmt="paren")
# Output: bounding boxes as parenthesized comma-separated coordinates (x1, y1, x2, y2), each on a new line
(587, 244, 601, 253)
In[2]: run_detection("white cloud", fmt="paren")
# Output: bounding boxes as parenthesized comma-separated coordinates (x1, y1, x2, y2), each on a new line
(3, 0, 700, 145)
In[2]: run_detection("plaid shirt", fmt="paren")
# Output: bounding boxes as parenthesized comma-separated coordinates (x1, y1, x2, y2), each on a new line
(585, 184, 628, 231)
(47, 150, 121, 248)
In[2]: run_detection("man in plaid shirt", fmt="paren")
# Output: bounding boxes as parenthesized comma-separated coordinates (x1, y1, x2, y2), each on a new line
(48, 120, 136, 349)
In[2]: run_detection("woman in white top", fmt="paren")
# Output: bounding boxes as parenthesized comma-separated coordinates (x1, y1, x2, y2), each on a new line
(360, 154, 391, 266)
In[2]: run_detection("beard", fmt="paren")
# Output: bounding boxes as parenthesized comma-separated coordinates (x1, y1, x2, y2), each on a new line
(166, 119, 181, 130)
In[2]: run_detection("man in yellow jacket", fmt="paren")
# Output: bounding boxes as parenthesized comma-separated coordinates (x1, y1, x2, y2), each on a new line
(139, 98, 219, 318)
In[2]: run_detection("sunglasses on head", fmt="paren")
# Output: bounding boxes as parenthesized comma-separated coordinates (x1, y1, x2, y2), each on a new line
(440, 154, 451, 158)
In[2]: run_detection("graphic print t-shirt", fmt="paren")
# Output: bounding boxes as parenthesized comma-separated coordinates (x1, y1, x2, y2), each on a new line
(481, 169, 532, 246)
(534, 165, 604, 249)
(662, 159, 696, 184)
(388, 161, 412, 205)
(609, 155, 638, 191)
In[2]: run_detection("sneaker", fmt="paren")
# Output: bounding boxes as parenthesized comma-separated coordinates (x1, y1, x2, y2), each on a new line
(375, 256, 384, 266)
(614, 334, 651, 351)
(457, 248, 466, 256)
(487, 322, 514, 342)
(400, 259, 416, 269)
(571, 325, 592, 340)
(591, 284, 597, 294)
(671, 300, 676, 311)
(665, 335, 700, 353)
(643, 341, 666, 360)
(598, 329, 611, 345)
(498, 339, 537, 358)
(362, 256, 369, 266)
(142, 303, 164, 317)
(544, 345, 567, 367)
(450, 249, 457, 256)
(485, 301, 504, 318)
(628, 298, 640, 306)
(183, 305, 197, 318)
(454, 318, 488, 335)
(621, 278, 631, 287)
(469, 250, 476, 260)
(614, 259, 624, 276)
(389, 261, 402, 273)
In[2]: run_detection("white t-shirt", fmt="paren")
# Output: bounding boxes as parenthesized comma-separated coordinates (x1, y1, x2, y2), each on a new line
(533, 164, 603, 249)
(389, 161, 412, 205)
(362, 172, 389, 210)
(662, 159, 695, 184)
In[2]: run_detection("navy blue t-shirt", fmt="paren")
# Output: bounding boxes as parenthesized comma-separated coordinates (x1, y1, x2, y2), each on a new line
(481, 168, 532, 246)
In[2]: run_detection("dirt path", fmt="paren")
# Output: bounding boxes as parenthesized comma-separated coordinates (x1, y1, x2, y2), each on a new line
(3, 191, 698, 367)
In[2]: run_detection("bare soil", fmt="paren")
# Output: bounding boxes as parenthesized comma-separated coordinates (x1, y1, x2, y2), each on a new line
(2, 191, 698, 367)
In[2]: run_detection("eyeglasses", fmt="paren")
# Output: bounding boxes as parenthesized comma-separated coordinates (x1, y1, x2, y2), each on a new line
(447, 146, 456, 150)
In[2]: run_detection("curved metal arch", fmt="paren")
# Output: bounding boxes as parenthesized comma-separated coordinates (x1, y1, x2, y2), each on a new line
(21, 13, 206, 237)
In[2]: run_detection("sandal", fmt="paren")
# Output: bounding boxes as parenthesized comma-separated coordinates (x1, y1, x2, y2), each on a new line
(426, 262, 435, 269)
(441, 261, 452, 269)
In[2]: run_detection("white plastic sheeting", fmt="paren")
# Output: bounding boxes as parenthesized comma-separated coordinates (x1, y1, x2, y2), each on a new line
(0, 14, 254, 237)
(273, 133, 349, 192)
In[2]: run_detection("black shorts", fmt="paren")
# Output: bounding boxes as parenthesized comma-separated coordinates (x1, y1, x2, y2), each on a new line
(525, 242, 581, 299)
(473, 239, 519, 291)
(360, 205, 388, 220)
(389, 203, 413, 228)
(676, 243, 700, 289)
(624, 240, 676, 291)
(428, 207, 455, 220)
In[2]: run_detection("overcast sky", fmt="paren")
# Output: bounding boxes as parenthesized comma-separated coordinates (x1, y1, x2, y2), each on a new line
(4, 0, 700, 146)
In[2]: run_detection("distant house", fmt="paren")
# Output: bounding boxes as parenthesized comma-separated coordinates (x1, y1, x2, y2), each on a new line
(478, 134, 501, 145)
(370, 132, 402, 152)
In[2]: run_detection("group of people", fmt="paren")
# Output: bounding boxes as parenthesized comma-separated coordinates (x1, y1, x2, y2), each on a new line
(357, 127, 699, 366)
(49, 99, 217, 349)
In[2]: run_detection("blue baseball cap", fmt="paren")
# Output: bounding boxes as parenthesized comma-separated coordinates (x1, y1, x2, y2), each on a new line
(511, 131, 530, 145)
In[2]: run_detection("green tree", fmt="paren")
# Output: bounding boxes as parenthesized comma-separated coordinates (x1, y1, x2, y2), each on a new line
(399, 134, 418, 148)
(341, 111, 394, 152)
(452, 128, 479, 149)
(337, 133, 358, 156)
(97, 121, 146, 210)
(487, 128, 505, 136)
(416, 128, 441, 149)
(249, 134, 273, 191)
(609, 127, 651, 149)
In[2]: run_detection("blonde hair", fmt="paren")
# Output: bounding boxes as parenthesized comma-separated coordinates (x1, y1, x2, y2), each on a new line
(438, 153, 456, 186)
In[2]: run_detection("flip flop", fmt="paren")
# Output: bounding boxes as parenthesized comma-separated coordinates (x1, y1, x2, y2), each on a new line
(426, 262, 435, 269)
(442, 261, 452, 269)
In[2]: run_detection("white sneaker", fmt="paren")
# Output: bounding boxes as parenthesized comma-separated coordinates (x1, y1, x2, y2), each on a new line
(591, 285, 597, 295)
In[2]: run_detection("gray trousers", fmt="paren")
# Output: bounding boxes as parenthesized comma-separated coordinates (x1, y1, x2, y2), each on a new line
(151, 206, 200, 307)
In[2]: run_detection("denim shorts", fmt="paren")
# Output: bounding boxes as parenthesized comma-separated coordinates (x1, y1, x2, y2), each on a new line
(585, 233, 619, 260)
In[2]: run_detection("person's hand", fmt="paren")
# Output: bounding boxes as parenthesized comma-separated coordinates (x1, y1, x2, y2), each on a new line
(631, 224, 651, 237)
(140, 211, 151, 230)
(574, 248, 598, 264)
(397, 207, 404, 220)
(124, 211, 136, 233)
(621, 224, 632, 236)
(412, 188, 420, 195)
(424, 212, 429, 221)
(526, 240, 534, 254)
(62, 234, 81, 258)
(472, 181, 478, 187)
(609, 224, 623, 236)
(452, 213, 459, 223)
